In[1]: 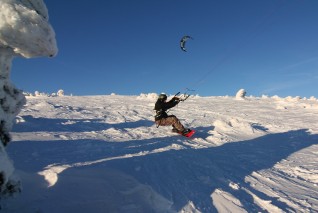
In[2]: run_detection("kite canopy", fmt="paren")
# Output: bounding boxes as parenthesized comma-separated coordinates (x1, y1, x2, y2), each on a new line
(180, 35, 193, 52)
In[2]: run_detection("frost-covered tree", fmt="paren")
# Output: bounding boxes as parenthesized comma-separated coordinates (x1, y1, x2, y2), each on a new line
(0, 0, 57, 199)
(137, 93, 158, 100)
(236, 89, 246, 100)
(57, 89, 64, 96)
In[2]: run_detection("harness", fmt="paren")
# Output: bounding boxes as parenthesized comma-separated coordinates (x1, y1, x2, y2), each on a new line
(154, 109, 166, 128)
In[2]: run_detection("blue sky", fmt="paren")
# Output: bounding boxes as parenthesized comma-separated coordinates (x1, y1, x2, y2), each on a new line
(11, 0, 318, 97)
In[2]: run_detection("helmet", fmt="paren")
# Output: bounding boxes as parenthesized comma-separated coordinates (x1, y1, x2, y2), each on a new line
(158, 93, 167, 101)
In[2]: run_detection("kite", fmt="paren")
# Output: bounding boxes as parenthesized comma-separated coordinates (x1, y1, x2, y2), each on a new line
(180, 35, 193, 52)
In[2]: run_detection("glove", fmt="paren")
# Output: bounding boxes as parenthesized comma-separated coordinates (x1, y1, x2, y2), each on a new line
(173, 97, 181, 103)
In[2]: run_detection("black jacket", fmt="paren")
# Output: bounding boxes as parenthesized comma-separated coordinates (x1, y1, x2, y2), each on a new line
(154, 98, 179, 121)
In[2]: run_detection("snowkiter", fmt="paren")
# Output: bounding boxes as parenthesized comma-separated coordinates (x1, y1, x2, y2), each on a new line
(154, 93, 190, 135)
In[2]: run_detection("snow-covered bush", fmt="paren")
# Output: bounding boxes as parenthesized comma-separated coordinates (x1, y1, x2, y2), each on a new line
(34, 91, 49, 97)
(285, 96, 301, 102)
(285, 96, 292, 101)
(57, 89, 64, 97)
(191, 94, 201, 98)
(29, 90, 66, 97)
(23, 91, 34, 97)
(271, 95, 283, 101)
(235, 89, 246, 100)
(137, 93, 158, 100)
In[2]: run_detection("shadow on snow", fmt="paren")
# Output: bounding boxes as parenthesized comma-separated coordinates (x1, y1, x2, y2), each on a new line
(8, 128, 318, 212)
(13, 115, 154, 132)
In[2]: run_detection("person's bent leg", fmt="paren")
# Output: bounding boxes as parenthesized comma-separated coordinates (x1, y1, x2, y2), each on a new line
(166, 115, 185, 132)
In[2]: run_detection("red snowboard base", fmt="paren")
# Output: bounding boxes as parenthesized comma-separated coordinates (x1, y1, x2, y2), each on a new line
(173, 129, 195, 138)
(183, 130, 195, 138)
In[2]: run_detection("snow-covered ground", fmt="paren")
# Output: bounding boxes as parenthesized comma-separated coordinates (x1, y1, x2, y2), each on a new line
(2, 94, 318, 212)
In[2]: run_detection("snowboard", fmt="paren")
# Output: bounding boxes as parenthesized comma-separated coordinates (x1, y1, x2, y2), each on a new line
(172, 129, 195, 138)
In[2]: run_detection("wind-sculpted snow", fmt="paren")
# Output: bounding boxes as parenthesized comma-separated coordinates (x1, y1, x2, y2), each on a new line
(0, 0, 57, 58)
(2, 95, 318, 212)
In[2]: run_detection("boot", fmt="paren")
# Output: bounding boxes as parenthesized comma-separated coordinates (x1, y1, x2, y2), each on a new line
(181, 129, 191, 136)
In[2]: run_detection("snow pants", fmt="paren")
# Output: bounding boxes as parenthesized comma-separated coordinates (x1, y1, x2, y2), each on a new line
(155, 115, 185, 132)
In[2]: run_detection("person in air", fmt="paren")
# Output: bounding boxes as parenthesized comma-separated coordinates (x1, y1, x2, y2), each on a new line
(154, 93, 191, 135)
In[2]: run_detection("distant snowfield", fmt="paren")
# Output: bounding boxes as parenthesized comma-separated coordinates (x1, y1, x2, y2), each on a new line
(2, 94, 318, 212)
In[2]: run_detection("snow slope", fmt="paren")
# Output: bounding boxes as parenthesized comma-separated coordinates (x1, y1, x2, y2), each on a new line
(2, 94, 318, 212)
